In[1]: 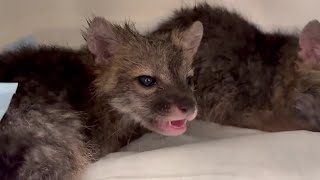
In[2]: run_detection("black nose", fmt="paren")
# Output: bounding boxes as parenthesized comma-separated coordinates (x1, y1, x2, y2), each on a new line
(154, 89, 196, 114)
(174, 95, 195, 113)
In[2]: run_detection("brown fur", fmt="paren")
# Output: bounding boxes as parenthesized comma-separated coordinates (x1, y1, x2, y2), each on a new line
(0, 17, 202, 179)
(151, 3, 320, 131)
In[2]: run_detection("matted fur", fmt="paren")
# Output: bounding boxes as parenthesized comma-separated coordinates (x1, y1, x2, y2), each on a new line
(0, 18, 200, 179)
(152, 3, 320, 131)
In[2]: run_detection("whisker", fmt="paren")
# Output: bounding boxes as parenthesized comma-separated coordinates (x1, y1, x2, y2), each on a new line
(106, 127, 123, 140)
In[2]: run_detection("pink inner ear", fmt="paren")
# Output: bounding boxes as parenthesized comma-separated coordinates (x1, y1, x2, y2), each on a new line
(86, 17, 119, 63)
(298, 41, 320, 61)
(181, 21, 203, 56)
(299, 20, 320, 62)
(94, 37, 113, 63)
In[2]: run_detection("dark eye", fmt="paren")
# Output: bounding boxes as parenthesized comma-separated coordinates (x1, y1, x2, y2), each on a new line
(138, 75, 156, 87)
(186, 76, 193, 86)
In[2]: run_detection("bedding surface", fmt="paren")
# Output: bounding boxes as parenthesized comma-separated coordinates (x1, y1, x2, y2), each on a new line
(83, 121, 320, 180)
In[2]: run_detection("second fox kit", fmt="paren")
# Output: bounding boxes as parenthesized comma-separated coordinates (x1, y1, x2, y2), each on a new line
(0, 17, 202, 179)
(153, 3, 320, 131)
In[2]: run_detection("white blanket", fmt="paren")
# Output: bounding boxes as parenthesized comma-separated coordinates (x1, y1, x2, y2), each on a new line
(83, 121, 320, 180)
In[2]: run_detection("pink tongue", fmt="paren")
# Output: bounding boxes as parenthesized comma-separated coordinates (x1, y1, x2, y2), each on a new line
(170, 120, 186, 128)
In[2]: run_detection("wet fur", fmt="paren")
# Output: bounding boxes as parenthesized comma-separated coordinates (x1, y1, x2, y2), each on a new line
(0, 19, 199, 179)
(152, 3, 320, 131)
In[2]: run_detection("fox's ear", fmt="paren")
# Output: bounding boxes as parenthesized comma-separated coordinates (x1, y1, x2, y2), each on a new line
(299, 20, 320, 63)
(171, 21, 203, 58)
(84, 17, 120, 63)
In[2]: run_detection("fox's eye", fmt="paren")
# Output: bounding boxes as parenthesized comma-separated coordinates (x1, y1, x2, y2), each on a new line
(138, 75, 156, 87)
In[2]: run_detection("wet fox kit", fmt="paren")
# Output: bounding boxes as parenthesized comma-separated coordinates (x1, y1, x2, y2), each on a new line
(152, 3, 320, 131)
(0, 17, 202, 179)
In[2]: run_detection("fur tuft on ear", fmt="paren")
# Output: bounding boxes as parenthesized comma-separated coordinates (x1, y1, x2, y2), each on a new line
(171, 21, 203, 58)
(83, 17, 120, 63)
(299, 20, 320, 63)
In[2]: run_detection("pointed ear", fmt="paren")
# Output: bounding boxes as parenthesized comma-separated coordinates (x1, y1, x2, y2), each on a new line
(171, 21, 203, 57)
(299, 20, 320, 63)
(84, 17, 120, 63)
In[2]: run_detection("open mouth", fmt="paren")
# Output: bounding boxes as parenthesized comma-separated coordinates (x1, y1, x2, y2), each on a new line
(157, 119, 187, 136)
(150, 107, 197, 136)
(169, 119, 187, 129)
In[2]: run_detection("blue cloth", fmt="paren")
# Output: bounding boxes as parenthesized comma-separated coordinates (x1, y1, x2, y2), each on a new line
(0, 83, 18, 121)
(0, 36, 37, 121)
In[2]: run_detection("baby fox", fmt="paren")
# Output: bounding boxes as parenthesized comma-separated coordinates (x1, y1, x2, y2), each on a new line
(0, 17, 202, 179)
(152, 3, 320, 131)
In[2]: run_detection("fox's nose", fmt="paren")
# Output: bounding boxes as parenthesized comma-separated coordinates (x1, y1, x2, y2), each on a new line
(176, 98, 194, 113)
(172, 94, 196, 114)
